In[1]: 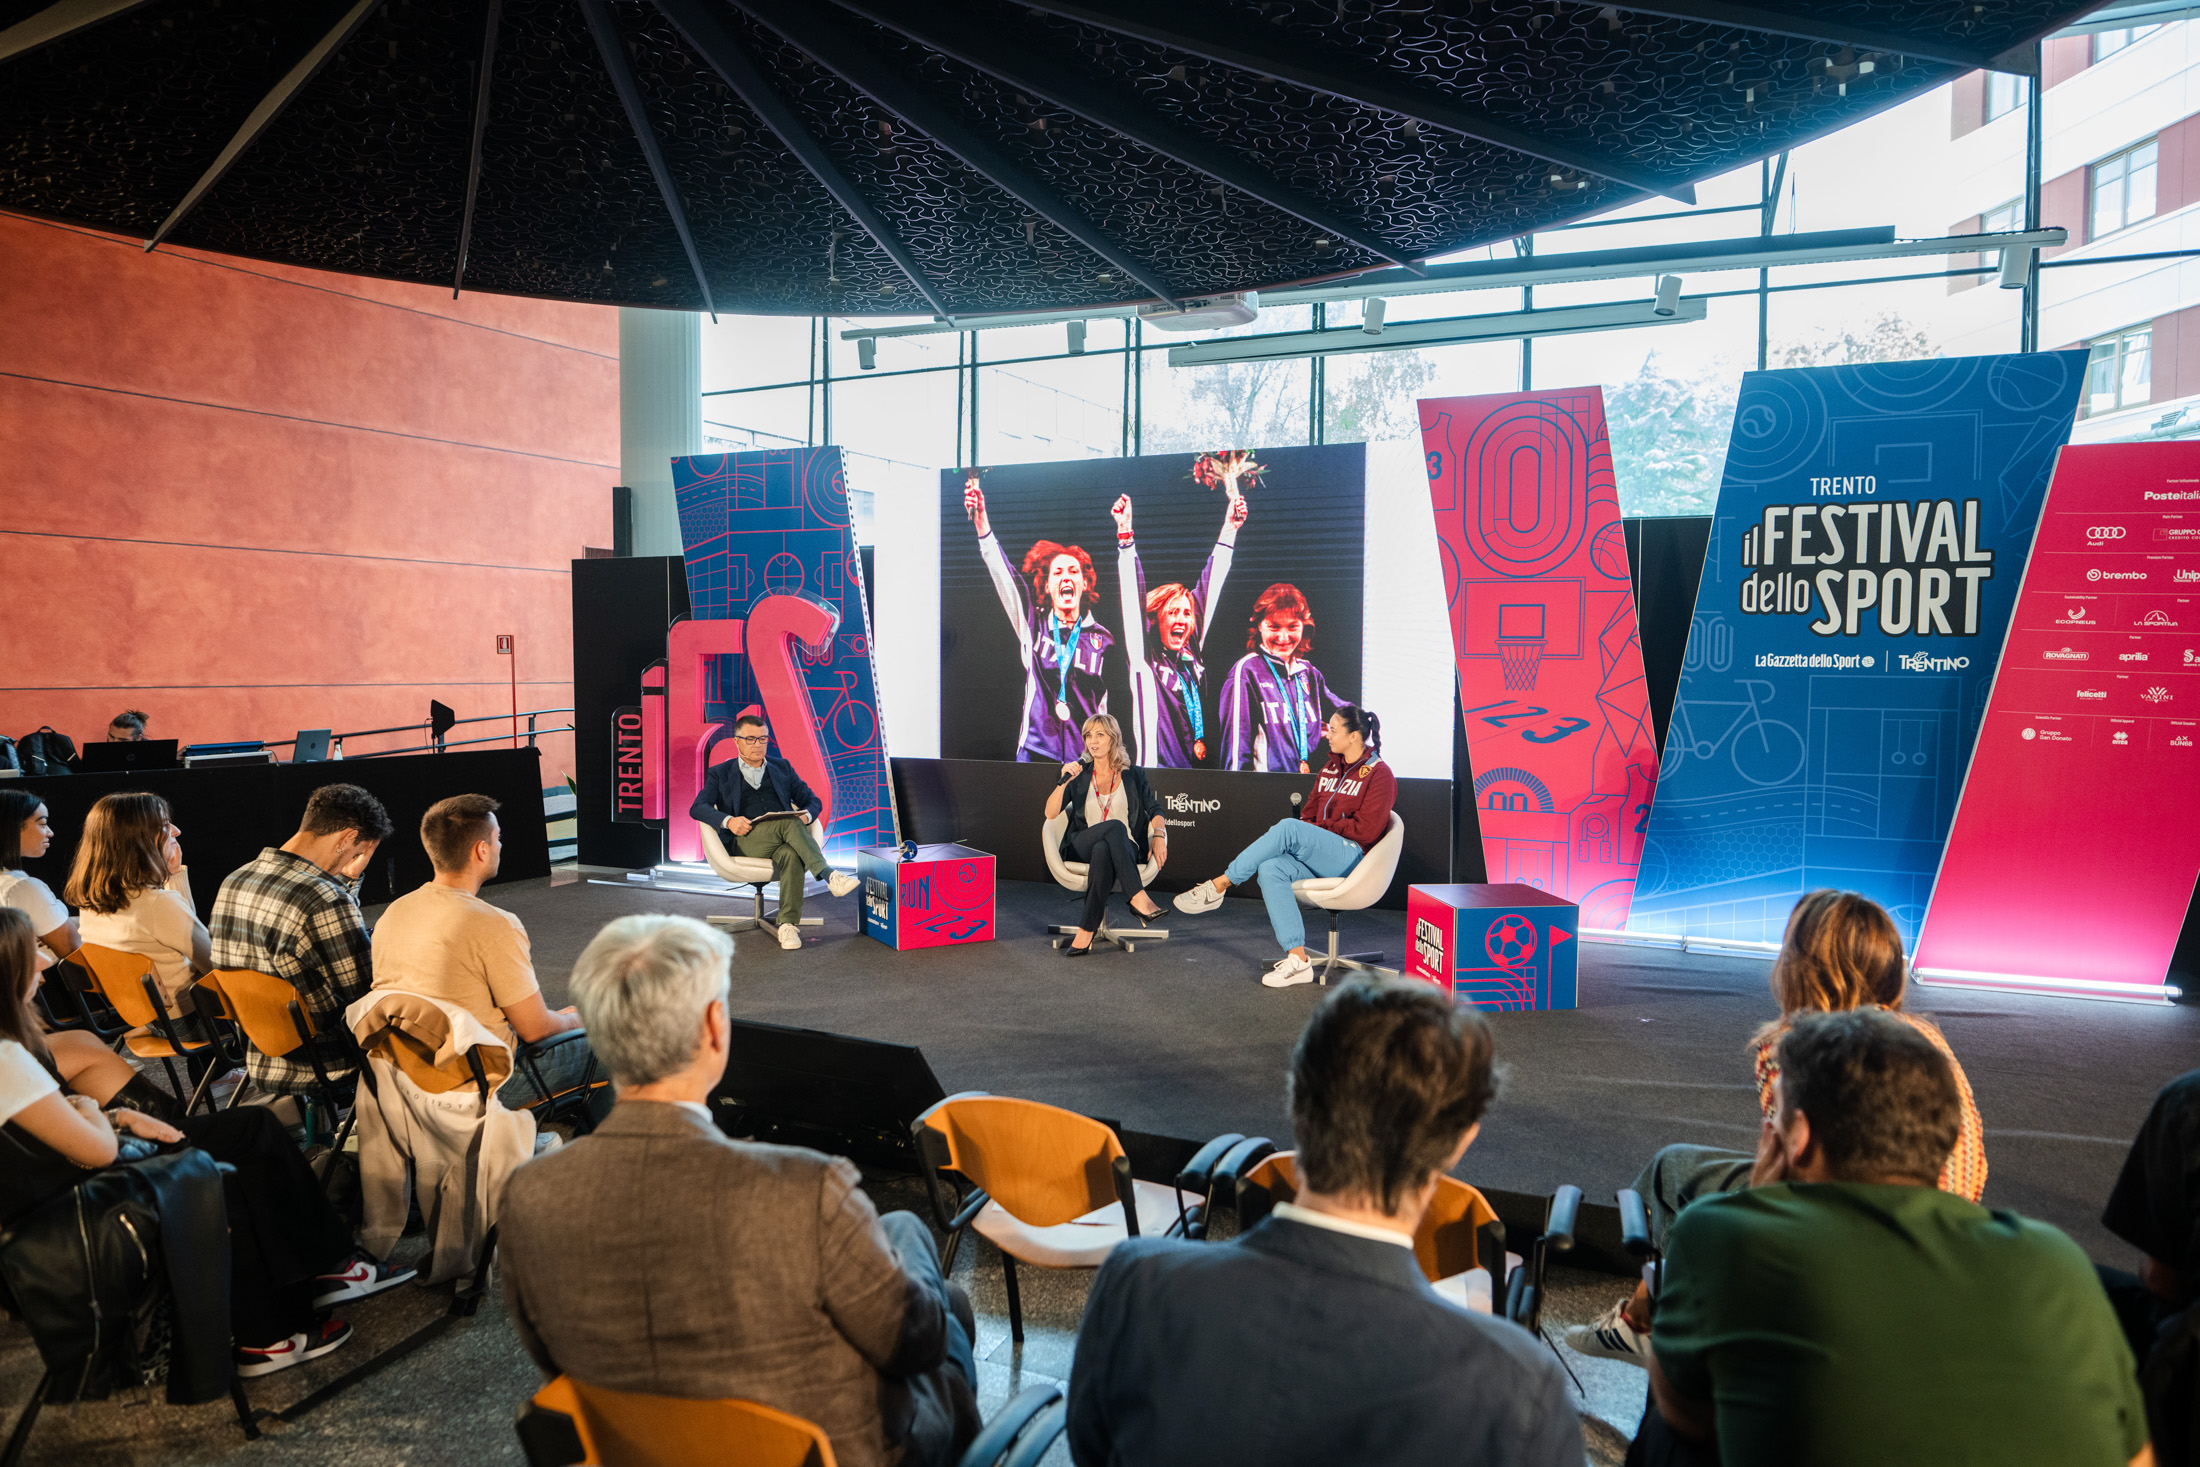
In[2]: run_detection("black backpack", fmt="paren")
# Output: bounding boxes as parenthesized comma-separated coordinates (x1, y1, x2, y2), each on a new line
(0, 736, 16, 773)
(15, 728, 75, 777)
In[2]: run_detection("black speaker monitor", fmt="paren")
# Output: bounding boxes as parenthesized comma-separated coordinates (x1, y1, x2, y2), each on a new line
(708, 1019, 948, 1169)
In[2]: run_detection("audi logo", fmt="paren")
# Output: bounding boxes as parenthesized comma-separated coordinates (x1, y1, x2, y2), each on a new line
(2086, 526, 2127, 539)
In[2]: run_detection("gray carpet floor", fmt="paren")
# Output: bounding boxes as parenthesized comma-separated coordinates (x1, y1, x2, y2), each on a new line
(7, 865, 2190, 1463)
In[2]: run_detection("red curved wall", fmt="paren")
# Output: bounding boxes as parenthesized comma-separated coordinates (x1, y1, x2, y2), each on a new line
(0, 214, 617, 779)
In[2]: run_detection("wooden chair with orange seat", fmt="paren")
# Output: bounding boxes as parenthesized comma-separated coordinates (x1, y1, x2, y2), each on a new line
(199, 969, 361, 1172)
(515, 1377, 1068, 1467)
(913, 1092, 1196, 1342)
(72, 944, 232, 1114)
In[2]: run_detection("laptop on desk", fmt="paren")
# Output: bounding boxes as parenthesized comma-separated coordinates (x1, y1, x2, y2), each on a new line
(78, 739, 181, 773)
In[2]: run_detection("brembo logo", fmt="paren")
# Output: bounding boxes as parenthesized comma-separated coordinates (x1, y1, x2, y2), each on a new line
(2086, 527, 2127, 540)
(2089, 568, 2147, 581)
(1164, 793, 1220, 814)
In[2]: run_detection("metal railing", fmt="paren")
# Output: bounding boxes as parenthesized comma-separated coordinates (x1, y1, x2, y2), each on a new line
(255, 708, 575, 761)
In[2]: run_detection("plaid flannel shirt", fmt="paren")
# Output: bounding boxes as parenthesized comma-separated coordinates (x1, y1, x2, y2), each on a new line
(209, 848, 372, 1096)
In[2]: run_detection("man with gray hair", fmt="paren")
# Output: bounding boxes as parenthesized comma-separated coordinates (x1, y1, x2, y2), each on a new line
(498, 915, 980, 1467)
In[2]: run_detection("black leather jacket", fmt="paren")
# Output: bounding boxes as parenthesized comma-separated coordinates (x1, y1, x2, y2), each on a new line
(0, 1137, 233, 1405)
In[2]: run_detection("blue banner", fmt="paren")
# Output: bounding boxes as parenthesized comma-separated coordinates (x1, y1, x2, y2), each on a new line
(1630, 353, 2084, 945)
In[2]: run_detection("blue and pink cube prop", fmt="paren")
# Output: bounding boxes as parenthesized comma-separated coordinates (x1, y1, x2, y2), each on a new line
(1404, 884, 1579, 1012)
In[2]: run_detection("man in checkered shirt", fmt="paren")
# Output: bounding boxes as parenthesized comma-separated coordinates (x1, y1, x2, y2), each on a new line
(211, 784, 393, 1096)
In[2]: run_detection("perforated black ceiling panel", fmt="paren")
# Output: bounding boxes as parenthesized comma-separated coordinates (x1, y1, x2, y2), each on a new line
(0, 0, 2095, 314)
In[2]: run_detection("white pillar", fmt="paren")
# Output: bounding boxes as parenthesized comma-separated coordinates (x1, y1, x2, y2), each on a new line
(619, 307, 702, 557)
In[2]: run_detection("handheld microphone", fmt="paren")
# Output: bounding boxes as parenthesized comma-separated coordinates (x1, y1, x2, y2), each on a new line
(1289, 791, 1304, 814)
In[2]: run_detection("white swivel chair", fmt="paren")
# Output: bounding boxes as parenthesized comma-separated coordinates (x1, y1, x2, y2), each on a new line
(1040, 812, 1169, 954)
(1289, 811, 1405, 983)
(697, 821, 823, 937)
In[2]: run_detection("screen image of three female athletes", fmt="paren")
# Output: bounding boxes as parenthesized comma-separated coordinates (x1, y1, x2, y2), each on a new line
(963, 455, 1346, 774)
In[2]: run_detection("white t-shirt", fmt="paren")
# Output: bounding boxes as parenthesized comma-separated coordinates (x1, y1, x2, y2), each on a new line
(78, 868, 208, 1006)
(0, 870, 68, 947)
(0, 1039, 58, 1130)
(1084, 777, 1129, 830)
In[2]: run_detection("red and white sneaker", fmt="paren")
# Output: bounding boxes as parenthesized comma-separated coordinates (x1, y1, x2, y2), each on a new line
(235, 1318, 353, 1378)
(312, 1253, 416, 1308)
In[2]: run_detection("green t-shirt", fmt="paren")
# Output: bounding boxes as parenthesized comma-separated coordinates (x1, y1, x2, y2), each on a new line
(1654, 1182, 2147, 1467)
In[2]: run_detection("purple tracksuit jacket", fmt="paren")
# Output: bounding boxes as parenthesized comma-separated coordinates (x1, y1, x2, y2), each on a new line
(1219, 652, 1341, 772)
(978, 530, 1115, 763)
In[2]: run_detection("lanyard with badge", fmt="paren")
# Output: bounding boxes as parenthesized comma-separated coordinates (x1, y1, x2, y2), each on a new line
(1048, 616, 1079, 723)
(1261, 654, 1313, 764)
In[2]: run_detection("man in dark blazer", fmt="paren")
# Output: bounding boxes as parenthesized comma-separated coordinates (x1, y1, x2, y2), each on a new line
(501, 914, 980, 1467)
(1068, 980, 1581, 1467)
(688, 711, 859, 950)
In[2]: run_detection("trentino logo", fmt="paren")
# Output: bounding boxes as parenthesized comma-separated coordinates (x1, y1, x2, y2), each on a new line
(1164, 793, 1221, 814)
(1897, 651, 1970, 672)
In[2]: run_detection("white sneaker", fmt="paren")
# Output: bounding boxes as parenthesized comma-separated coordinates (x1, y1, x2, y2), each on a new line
(1563, 1299, 1654, 1366)
(826, 871, 860, 898)
(1261, 953, 1317, 988)
(1173, 881, 1226, 915)
(777, 924, 804, 951)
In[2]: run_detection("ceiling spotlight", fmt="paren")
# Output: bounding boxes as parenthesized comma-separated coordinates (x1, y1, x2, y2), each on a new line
(1362, 297, 1387, 335)
(1998, 246, 2034, 290)
(1067, 320, 1088, 354)
(1653, 275, 1683, 317)
(858, 337, 877, 370)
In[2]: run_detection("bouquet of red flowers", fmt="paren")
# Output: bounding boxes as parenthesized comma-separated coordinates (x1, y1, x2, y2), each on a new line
(1191, 449, 1263, 493)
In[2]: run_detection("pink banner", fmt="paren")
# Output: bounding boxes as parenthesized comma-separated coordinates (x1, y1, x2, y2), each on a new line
(1915, 442, 2200, 1000)
(1419, 389, 1659, 927)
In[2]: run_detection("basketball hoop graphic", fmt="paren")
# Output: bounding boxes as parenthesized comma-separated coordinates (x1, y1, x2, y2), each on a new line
(1496, 603, 1547, 691)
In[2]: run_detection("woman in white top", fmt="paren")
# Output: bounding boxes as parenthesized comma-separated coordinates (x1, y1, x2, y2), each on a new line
(1043, 714, 1169, 956)
(0, 906, 408, 1374)
(65, 791, 209, 1008)
(0, 789, 76, 961)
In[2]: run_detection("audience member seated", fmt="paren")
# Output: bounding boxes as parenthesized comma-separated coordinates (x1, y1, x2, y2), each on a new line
(1569, 889, 1987, 1365)
(370, 794, 610, 1124)
(1043, 712, 1168, 955)
(687, 711, 860, 952)
(106, 709, 149, 742)
(67, 792, 210, 1008)
(0, 790, 77, 962)
(2101, 1064, 2200, 1368)
(1068, 977, 1579, 1467)
(1170, 706, 1393, 988)
(211, 783, 392, 1099)
(0, 907, 411, 1377)
(1636, 1008, 2150, 1467)
(500, 914, 979, 1467)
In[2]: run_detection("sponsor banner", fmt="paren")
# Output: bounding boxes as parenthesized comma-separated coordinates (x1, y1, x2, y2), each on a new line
(1404, 882, 1579, 1011)
(1418, 388, 1659, 927)
(666, 448, 895, 863)
(1915, 442, 2200, 996)
(1632, 353, 2086, 944)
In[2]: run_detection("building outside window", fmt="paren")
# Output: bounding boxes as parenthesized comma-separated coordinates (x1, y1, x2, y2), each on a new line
(1986, 71, 2027, 122)
(1981, 199, 2023, 234)
(2085, 325, 2152, 416)
(2091, 138, 2159, 239)
(2094, 26, 2161, 61)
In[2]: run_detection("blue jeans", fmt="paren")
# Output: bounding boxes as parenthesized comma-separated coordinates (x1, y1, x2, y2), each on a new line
(1225, 819, 1367, 953)
(499, 1033, 615, 1125)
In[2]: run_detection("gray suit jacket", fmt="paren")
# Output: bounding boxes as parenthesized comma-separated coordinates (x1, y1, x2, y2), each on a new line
(500, 1101, 975, 1467)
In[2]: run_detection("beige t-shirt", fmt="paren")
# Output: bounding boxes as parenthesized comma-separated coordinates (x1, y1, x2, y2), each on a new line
(369, 882, 539, 1048)
(78, 867, 208, 1006)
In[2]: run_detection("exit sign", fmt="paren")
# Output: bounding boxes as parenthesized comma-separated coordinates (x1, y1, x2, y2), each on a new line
(495, 635, 514, 654)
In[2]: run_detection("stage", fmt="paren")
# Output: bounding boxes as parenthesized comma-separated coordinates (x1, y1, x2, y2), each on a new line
(500, 870, 2200, 1268)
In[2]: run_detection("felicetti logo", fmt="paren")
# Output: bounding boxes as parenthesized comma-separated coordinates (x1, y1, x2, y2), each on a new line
(2043, 647, 2089, 661)
(2089, 569, 2147, 581)
(2076, 689, 2107, 700)
(2144, 686, 2174, 703)
(1163, 792, 1221, 814)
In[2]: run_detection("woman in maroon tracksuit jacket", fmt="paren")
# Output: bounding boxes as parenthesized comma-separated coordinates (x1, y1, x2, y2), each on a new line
(1170, 707, 1395, 988)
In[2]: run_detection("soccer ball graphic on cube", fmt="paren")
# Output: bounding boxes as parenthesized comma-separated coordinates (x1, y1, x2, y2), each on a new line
(1404, 884, 1578, 1012)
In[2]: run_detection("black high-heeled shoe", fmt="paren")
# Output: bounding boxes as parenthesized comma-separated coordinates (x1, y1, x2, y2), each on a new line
(1062, 938, 1093, 958)
(1129, 899, 1162, 927)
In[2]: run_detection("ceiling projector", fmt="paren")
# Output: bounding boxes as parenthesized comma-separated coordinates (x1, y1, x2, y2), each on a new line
(1138, 293, 1260, 332)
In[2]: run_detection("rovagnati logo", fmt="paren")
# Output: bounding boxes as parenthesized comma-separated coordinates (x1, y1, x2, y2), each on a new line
(2044, 647, 2089, 661)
